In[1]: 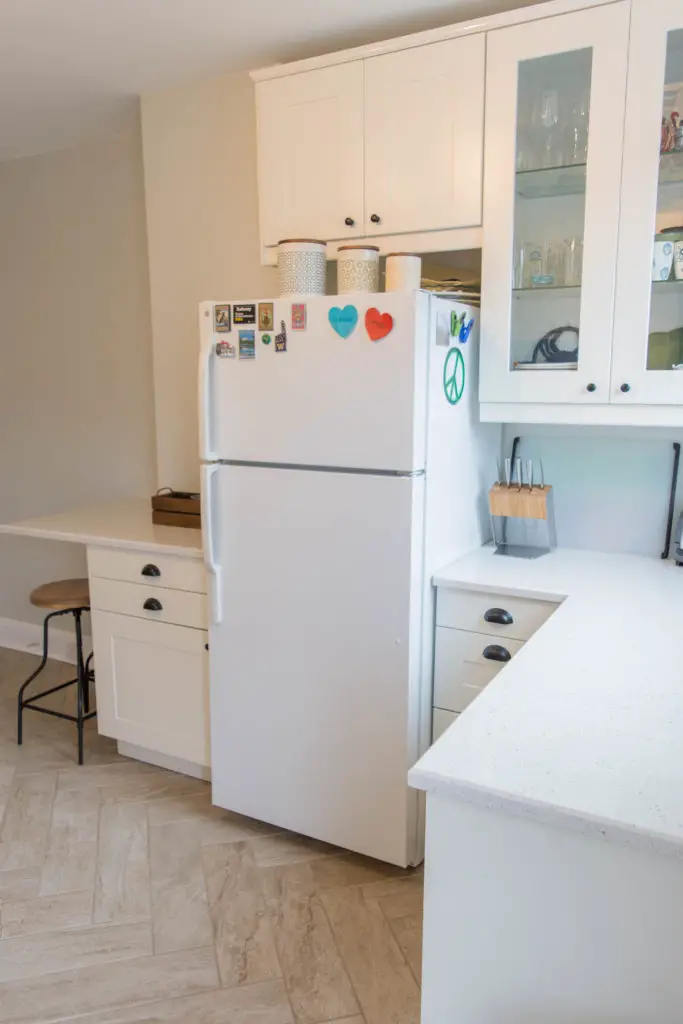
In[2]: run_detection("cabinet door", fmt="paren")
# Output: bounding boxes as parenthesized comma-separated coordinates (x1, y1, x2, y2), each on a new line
(364, 35, 485, 236)
(479, 4, 630, 405)
(92, 611, 209, 766)
(611, 1, 683, 407)
(255, 64, 364, 247)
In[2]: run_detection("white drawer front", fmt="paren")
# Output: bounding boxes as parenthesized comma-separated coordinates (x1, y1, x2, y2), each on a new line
(88, 547, 206, 594)
(432, 708, 458, 743)
(434, 627, 523, 714)
(90, 577, 207, 630)
(436, 588, 556, 642)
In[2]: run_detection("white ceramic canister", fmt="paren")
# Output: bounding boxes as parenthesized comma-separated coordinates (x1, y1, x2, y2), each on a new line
(337, 245, 380, 294)
(278, 239, 327, 296)
(385, 252, 422, 291)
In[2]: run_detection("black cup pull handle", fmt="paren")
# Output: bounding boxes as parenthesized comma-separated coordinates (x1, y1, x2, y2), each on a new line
(484, 607, 513, 625)
(143, 597, 163, 612)
(483, 644, 512, 663)
(141, 564, 161, 578)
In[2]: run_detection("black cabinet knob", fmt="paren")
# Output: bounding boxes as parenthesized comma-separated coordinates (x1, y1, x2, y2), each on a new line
(370, 213, 381, 224)
(344, 217, 355, 227)
(586, 382, 596, 393)
(141, 564, 161, 577)
(483, 644, 512, 663)
(484, 607, 513, 626)
(143, 597, 163, 611)
(204, 643, 209, 651)
(620, 383, 631, 393)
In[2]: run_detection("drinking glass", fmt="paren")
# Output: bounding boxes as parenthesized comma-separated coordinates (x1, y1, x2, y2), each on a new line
(564, 237, 584, 286)
(565, 92, 589, 165)
(539, 89, 561, 168)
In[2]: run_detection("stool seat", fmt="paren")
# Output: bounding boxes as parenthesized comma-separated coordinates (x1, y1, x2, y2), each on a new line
(30, 579, 90, 611)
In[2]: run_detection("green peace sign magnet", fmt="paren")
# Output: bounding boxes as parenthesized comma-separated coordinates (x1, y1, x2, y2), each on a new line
(443, 347, 465, 405)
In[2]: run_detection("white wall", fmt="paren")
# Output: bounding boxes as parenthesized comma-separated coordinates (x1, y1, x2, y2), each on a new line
(502, 424, 683, 557)
(0, 113, 157, 627)
(141, 72, 277, 491)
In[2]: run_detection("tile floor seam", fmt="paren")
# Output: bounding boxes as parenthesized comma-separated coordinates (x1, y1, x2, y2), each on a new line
(317, 884, 364, 1023)
(378, 900, 421, 990)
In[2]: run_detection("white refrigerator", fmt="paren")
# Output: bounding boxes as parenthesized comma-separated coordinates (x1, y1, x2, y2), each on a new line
(199, 291, 499, 866)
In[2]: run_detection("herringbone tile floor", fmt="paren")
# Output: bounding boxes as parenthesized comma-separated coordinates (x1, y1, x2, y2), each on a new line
(0, 647, 423, 1024)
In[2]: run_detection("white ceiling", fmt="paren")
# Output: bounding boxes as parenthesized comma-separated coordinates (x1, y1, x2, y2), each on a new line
(0, 0, 538, 162)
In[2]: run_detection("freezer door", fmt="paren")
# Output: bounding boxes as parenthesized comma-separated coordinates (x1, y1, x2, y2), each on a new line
(208, 463, 426, 867)
(198, 292, 429, 472)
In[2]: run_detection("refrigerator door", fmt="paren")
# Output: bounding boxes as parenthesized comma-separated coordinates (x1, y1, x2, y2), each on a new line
(199, 292, 430, 473)
(208, 462, 425, 867)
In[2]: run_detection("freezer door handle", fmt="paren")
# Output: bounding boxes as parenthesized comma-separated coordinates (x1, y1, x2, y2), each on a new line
(201, 463, 223, 625)
(198, 309, 218, 461)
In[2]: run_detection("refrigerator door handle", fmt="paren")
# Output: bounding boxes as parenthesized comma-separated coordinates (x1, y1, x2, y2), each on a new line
(201, 463, 223, 625)
(198, 326, 218, 462)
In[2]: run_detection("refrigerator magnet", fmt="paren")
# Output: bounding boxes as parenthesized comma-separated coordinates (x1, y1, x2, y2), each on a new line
(443, 347, 465, 405)
(329, 305, 358, 339)
(233, 303, 256, 325)
(275, 321, 287, 352)
(216, 340, 235, 358)
(238, 331, 256, 359)
(365, 307, 393, 342)
(214, 304, 231, 333)
(291, 303, 306, 330)
(261, 333, 272, 345)
(450, 310, 466, 338)
(460, 317, 475, 343)
(258, 302, 274, 331)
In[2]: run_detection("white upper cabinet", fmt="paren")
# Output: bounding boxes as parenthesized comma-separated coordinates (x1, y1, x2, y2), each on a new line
(364, 36, 485, 236)
(255, 63, 364, 247)
(479, 3, 630, 407)
(611, 0, 683, 406)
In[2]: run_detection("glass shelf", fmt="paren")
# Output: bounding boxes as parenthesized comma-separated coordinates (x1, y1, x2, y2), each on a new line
(511, 281, 683, 298)
(515, 163, 587, 199)
(512, 285, 581, 296)
(653, 278, 683, 292)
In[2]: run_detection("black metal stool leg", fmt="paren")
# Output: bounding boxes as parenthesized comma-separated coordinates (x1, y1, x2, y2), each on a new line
(17, 603, 95, 765)
(74, 610, 85, 766)
(84, 652, 93, 715)
(17, 611, 54, 745)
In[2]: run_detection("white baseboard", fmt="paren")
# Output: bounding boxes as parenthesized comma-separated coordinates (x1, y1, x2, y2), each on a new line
(117, 741, 211, 781)
(0, 616, 92, 666)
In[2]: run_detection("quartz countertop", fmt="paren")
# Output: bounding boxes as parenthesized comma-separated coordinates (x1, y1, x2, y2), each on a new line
(409, 545, 683, 857)
(0, 499, 203, 558)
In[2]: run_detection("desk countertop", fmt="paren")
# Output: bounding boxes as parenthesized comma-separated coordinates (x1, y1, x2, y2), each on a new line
(0, 499, 204, 559)
(409, 546, 683, 858)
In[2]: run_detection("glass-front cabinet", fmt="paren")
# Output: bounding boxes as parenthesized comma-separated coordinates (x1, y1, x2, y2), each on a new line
(612, 0, 683, 406)
(480, 3, 630, 407)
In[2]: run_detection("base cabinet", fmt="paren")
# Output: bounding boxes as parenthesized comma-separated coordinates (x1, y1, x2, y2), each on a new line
(91, 610, 210, 767)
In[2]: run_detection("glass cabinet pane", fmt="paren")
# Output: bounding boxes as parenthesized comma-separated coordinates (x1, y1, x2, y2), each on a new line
(510, 49, 593, 372)
(647, 29, 683, 371)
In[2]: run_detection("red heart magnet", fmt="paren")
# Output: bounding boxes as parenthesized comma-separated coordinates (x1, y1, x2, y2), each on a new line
(365, 307, 394, 342)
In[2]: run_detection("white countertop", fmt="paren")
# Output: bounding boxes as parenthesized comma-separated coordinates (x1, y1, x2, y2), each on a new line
(410, 546, 683, 857)
(0, 498, 203, 558)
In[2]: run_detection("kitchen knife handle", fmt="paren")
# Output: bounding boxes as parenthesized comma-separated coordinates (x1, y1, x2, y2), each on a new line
(143, 598, 163, 612)
(483, 644, 512, 663)
(141, 564, 161, 578)
(484, 607, 513, 626)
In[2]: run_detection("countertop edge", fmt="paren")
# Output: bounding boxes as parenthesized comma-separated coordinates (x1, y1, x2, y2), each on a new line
(408, 767, 683, 861)
(0, 523, 204, 559)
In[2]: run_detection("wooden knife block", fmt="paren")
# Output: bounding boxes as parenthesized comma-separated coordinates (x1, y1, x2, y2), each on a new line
(488, 483, 553, 521)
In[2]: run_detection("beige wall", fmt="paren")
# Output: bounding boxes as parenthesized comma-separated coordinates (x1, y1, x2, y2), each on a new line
(0, 113, 157, 626)
(141, 72, 277, 491)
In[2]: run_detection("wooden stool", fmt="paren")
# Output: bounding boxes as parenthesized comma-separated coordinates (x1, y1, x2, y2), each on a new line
(17, 578, 96, 765)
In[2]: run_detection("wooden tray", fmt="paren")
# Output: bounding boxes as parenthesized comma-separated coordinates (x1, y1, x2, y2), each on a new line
(151, 492, 201, 529)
